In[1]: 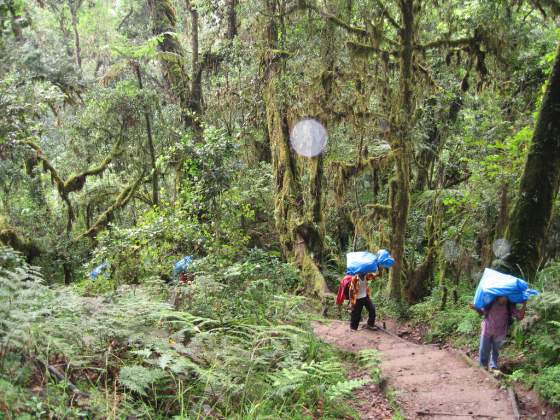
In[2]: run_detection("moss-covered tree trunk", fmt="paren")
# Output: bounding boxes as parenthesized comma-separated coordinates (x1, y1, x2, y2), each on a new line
(148, 0, 193, 129)
(505, 42, 560, 278)
(68, 0, 82, 72)
(262, 3, 328, 296)
(263, 82, 328, 296)
(186, 0, 203, 124)
(7, 0, 23, 41)
(134, 63, 159, 206)
(226, 0, 237, 40)
(389, 0, 414, 301)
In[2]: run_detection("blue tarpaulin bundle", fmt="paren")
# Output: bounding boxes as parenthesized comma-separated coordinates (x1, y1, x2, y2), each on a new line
(376, 249, 395, 269)
(173, 256, 193, 277)
(472, 268, 540, 310)
(346, 250, 395, 275)
(90, 262, 108, 280)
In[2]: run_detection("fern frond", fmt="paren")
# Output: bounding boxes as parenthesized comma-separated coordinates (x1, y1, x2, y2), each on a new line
(119, 365, 166, 396)
(326, 378, 370, 401)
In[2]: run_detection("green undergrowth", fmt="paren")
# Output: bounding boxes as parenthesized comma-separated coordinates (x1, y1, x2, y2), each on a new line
(0, 246, 373, 419)
(405, 262, 560, 409)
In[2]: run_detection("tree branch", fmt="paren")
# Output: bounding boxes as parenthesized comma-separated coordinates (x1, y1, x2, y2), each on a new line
(330, 153, 393, 184)
(74, 173, 146, 241)
(21, 136, 125, 231)
(373, 0, 401, 30)
(347, 41, 396, 57)
(301, 2, 369, 37)
(22, 140, 65, 194)
(117, 6, 134, 31)
(416, 36, 475, 51)
(441, 172, 471, 189)
(364, 203, 392, 219)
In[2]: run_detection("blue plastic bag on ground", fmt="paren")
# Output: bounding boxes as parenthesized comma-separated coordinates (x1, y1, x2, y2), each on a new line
(473, 268, 540, 310)
(173, 256, 193, 277)
(376, 249, 395, 268)
(90, 262, 108, 280)
(346, 252, 379, 275)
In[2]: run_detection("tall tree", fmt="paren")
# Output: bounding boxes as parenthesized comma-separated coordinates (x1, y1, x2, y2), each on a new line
(261, 1, 328, 296)
(133, 62, 159, 205)
(67, 0, 83, 72)
(301, 0, 495, 302)
(147, 0, 193, 128)
(185, 0, 203, 125)
(388, 0, 414, 301)
(505, 42, 560, 278)
(226, 0, 237, 40)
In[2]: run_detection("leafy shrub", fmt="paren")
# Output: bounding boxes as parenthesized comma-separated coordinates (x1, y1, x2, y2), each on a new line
(533, 365, 560, 407)
(0, 244, 364, 418)
(0, 245, 47, 353)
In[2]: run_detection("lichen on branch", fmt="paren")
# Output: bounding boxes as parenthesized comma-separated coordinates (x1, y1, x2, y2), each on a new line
(74, 173, 146, 241)
(21, 136, 125, 231)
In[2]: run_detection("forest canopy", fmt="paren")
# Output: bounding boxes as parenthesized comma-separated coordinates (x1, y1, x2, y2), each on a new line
(1, 0, 560, 418)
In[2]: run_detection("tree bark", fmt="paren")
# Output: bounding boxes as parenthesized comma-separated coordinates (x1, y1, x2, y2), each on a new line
(186, 0, 203, 120)
(505, 42, 560, 278)
(148, 0, 193, 129)
(495, 182, 509, 239)
(63, 261, 73, 285)
(68, 0, 83, 71)
(226, 0, 237, 40)
(134, 63, 159, 206)
(8, 1, 23, 41)
(262, 1, 328, 296)
(389, 0, 414, 301)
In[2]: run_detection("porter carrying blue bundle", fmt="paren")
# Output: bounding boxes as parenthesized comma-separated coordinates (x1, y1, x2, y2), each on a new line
(472, 268, 539, 310)
(173, 256, 193, 278)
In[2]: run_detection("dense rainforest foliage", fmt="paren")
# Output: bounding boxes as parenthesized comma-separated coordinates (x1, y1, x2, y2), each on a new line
(1, 0, 560, 418)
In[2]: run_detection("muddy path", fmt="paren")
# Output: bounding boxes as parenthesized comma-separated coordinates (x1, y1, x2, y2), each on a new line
(314, 320, 522, 420)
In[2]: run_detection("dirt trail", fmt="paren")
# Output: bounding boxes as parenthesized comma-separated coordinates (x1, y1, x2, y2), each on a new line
(313, 320, 518, 420)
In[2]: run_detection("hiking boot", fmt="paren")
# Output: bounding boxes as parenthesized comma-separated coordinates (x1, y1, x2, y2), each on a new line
(363, 324, 378, 331)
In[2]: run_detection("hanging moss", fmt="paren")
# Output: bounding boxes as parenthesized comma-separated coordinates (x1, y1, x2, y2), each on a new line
(330, 154, 392, 197)
(21, 136, 124, 233)
(24, 155, 38, 177)
(364, 203, 391, 219)
(262, 16, 328, 296)
(0, 220, 41, 262)
(74, 174, 145, 241)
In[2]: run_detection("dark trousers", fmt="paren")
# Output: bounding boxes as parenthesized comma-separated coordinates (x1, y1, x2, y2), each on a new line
(350, 296, 376, 330)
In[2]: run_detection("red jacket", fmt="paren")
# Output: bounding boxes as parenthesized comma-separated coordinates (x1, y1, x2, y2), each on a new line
(336, 275, 353, 305)
(336, 274, 376, 305)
